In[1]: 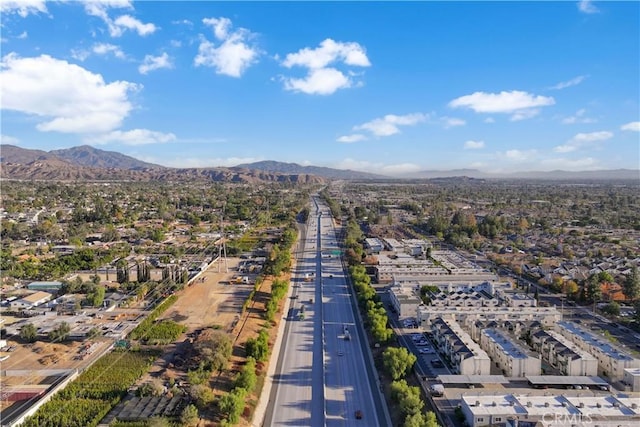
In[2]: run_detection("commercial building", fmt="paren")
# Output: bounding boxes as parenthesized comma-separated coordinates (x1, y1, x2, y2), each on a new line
(531, 329, 598, 377)
(480, 328, 541, 377)
(556, 321, 640, 381)
(9, 291, 52, 310)
(364, 238, 384, 254)
(460, 394, 640, 427)
(431, 318, 491, 376)
(26, 281, 64, 293)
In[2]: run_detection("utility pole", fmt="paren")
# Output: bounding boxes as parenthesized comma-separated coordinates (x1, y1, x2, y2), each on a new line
(218, 203, 228, 273)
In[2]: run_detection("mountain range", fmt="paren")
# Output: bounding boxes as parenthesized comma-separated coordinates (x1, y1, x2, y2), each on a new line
(1, 144, 638, 182)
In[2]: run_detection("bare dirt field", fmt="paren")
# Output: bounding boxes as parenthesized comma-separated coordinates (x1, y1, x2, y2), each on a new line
(130, 253, 292, 427)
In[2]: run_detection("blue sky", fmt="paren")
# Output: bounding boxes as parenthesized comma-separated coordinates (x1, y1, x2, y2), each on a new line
(1, 0, 638, 176)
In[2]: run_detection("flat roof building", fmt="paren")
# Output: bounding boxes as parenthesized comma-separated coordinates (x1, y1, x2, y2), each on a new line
(480, 328, 541, 377)
(431, 318, 491, 376)
(460, 394, 640, 427)
(417, 305, 561, 329)
(388, 285, 422, 318)
(623, 368, 640, 392)
(531, 329, 598, 377)
(556, 321, 640, 381)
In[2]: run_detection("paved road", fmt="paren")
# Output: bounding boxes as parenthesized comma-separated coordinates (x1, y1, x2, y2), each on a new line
(265, 197, 385, 426)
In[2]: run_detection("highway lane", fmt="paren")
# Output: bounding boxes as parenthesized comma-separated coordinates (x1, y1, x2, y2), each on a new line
(319, 205, 381, 427)
(268, 204, 324, 426)
(265, 196, 387, 426)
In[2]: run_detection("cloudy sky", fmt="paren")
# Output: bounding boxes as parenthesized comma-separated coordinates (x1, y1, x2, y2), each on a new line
(1, 0, 638, 175)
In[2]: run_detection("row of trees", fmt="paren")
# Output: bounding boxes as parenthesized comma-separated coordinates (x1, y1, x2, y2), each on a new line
(332, 193, 441, 427)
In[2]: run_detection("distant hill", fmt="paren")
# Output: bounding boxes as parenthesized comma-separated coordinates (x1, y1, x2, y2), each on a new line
(0, 145, 326, 184)
(234, 160, 387, 180)
(409, 168, 639, 181)
(0, 144, 58, 164)
(50, 145, 163, 170)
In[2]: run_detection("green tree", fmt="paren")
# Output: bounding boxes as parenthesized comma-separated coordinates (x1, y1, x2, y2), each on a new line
(585, 274, 602, 305)
(87, 285, 106, 307)
(180, 404, 199, 427)
(218, 388, 246, 424)
(602, 301, 621, 316)
(20, 323, 38, 342)
(382, 347, 417, 380)
(234, 357, 257, 391)
(623, 266, 640, 302)
(49, 322, 71, 342)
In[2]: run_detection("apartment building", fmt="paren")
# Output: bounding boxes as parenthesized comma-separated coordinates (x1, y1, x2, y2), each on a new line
(388, 285, 422, 318)
(428, 289, 500, 308)
(431, 318, 491, 376)
(530, 329, 598, 377)
(417, 305, 561, 329)
(460, 394, 640, 427)
(480, 328, 541, 377)
(556, 321, 640, 381)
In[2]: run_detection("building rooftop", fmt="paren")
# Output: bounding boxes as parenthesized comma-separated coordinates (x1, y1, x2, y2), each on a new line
(557, 321, 636, 361)
(482, 328, 532, 359)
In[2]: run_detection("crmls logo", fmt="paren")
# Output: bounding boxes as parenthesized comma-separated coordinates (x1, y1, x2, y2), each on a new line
(541, 412, 593, 426)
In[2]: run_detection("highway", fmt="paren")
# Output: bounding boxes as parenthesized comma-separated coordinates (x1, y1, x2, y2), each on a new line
(265, 197, 387, 426)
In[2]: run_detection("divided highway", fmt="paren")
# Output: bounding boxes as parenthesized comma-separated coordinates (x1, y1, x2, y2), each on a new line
(264, 197, 389, 426)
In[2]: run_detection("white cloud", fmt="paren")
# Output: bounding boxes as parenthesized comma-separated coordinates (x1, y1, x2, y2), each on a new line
(282, 38, 370, 69)
(83, 1, 156, 38)
(280, 38, 370, 95)
(464, 140, 485, 150)
(540, 157, 598, 170)
(282, 67, 351, 95)
(484, 117, 495, 123)
(336, 158, 421, 176)
(138, 52, 172, 74)
(354, 113, 427, 137)
(93, 43, 125, 59)
(573, 131, 614, 142)
(621, 121, 640, 132)
(84, 129, 176, 146)
(502, 149, 537, 162)
(1, 134, 20, 144)
(194, 17, 260, 78)
(442, 117, 466, 128)
(510, 109, 540, 121)
(1, 53, 138, 134)
(337, 134, 367, 143)
(561, 108, 596, 124)
(112, 15, 157, 37)
(17, 31, 28, 39)
(578, 0, 599, 14)
(449, 90, 555, 121)
(553, 130, 613, 153)
(0, 0, 47, 17)
(550, 75, 587, 90)
(160, 156, 259, 168)
(203, 17, 232, 40)
(172, 19, 193, 26)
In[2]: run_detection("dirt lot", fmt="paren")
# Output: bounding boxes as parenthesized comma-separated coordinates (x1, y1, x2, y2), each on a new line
(132, 254, 291, 427)
(160, 257, 247, 332)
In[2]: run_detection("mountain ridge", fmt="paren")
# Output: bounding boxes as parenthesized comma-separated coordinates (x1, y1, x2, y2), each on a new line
(1, 144, 638, 182)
